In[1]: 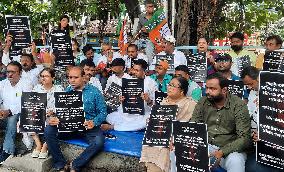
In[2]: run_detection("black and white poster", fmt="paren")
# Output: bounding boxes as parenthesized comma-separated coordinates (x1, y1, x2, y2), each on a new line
(154, 54, 175, 73)
(143, 105, 178, 147)
(122, 78, 144, 115)
(104, 82, 122, 113)
(187, 52, 207, 82)
(258, 71, 284, 169)
(227, 80, 244, 98)
(20, 92, 47, 133)
(155, 91, 167, 105)
(256, 141, 284, 170)
(237, 55, 251, 76)
(173, 122, 209, 172)
(50, 30, 74, 67)
(54, 92, 85, 132)
(263, 51, 284, 73)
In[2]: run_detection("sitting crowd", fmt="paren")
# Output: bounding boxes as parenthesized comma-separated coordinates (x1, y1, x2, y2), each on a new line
(0, 29, 283, 172)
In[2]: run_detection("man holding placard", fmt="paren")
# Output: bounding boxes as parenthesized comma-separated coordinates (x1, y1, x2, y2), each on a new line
(0, 61, 33, 164)
(191, 73, 251, 172)
(44, 66, 107, 172)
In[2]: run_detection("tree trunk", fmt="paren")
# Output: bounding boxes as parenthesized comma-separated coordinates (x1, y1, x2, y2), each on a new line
(175, 0, 226, 45)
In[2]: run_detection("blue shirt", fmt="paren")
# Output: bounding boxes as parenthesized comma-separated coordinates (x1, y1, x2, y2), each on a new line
(66, 83, 107, 126)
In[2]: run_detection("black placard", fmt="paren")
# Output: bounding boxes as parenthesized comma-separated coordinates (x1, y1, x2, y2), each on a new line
(187, 52, 207, 82)
(258, 71, 284, 169)
(54, 92, 85, 132)
(263, 51, 284, 72)
(142, 105, 178, 147)
(227, 80, 244, 98)
(256, 141, 284, 170)
(122, 78, 144, 115)
(154, 54, 175, 73)
(173, 122, 209, 172)
(19, 92, 47, 133)
(155, 91, 167, 105)
(104, 82, 122, 113)
(50, 30, 74, 67)
(237, 55, 251, 76)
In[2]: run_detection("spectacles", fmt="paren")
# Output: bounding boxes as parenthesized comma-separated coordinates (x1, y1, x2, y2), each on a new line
(167, 83, 180, 89)
(40, 75, 51, 78)
(216, 59, 231, 63)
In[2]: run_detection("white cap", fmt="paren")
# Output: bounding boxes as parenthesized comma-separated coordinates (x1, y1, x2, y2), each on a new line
(164, 35, 176, 44)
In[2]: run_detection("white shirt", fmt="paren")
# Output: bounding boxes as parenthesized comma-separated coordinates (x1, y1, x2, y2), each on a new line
(21, 65, 44, 87)
(105, 73, 132, 91)
(123, 53, 149, 69)
(32, 84, 64, 112)
(96, 52, 123, 66)
(247, 90, 259, 129)
(0, 77, 33, 115)
(2, 52, 21, 66)
(89, 77, 103, 93)
(149, 49, 187, 71)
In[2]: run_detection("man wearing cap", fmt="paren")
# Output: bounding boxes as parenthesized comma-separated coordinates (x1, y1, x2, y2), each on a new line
(214, 53, 240, 80)
(104, 58, 131, 91)
(149, 36, 187, 71)
(228, 32, 257, 77)
(102, 59, 157, 131)
(150, 60, 172, 93)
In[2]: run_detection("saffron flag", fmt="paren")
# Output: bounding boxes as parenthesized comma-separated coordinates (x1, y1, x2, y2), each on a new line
(118, 18, 128, 55)
(144, 8, 171, 53)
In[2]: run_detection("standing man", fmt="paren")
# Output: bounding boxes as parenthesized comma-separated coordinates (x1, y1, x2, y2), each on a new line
(135, 0, 155, 37)
(191, 73, 251, 172)
(44, 66, 107, 172)
(0, 61, 33, 163)
(228, 32, 257, 77)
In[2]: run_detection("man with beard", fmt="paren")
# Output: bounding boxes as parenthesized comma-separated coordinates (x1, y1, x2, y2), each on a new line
(80, 59, 103, 93)
(20, 54, 44, 87)
(214, 53, 240, 80)
(228, 32, 257, 77)
(0, 61, 33, 163)
(124, 44, 148, 72)
(191, 72, 251, 172)
(102, 59, 157, 131)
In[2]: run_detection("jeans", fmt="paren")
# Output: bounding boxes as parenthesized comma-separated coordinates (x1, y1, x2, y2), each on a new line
(44, 125, 105, 171)
(246, 152, 281, 172)
(1, 113, 20, 154)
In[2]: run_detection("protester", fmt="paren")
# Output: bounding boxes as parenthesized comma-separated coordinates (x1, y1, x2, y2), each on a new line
(228, 32, 257, 76)
(103, 59, 157, 131)
(31, 68, 64, 159)
(140, 76, 197, 172)
(135, 0, 155, 37)
(2, 34, 21, 66)
(255, 35, 283, 69)
(149, 35, 187, 71)
(197, 37, 215, 75)
(174, 65, 202, 102)
(191, 72, 251, 172)
(240, 66, 281, 172)
(0, 61, 33, 164)
(58, 14, 70, 35)
(72, 38, 84, 66)
(80, 59, 103, 93)
(124, 44, 148, 70)
(44, 66, 107, 172)
(150, 60, 172, 93)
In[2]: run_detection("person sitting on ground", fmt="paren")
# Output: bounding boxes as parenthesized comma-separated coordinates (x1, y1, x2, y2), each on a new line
(255, 35, 283, 70)
(174, 65, 202, 102)
(80, 59, 102, 93)
(44, 66, 107, 172)
(31, 68, 64, 159)
(150, 60, 172, 93)
(123, 44, 148, 72)
(191, 72, 251, 172)
(102, 59, 157, 131)
(140, 76, 197, 172)
(240, 66, 282, 172)
(0, 61, 33, 164)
